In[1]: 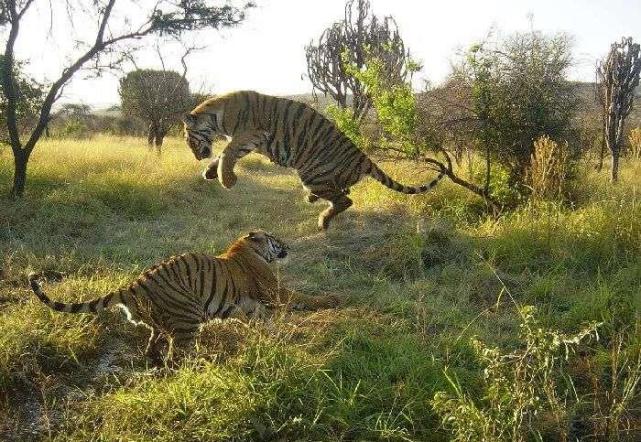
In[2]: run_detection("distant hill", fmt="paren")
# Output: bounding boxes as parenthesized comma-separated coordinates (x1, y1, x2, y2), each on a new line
(284, 93, 348, 110)
(93, 106, 122, 118)
(573, 82, 641, 127)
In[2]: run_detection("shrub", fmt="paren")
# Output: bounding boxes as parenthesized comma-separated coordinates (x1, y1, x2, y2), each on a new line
(433, 306, 600, 442)
(455, 30, 577, 183)
(470, 161, 523, 206)
(59, 118, 92, 139)
(326, 104, 368, 149)
(528, 135, 572, 201)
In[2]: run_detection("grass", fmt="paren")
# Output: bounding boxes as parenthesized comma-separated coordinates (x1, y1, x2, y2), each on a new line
(1, 135, 640, 440)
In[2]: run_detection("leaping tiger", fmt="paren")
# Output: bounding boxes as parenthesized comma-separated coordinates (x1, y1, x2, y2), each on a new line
(183, 90, 444, 230)
(29, 231, 338, 361)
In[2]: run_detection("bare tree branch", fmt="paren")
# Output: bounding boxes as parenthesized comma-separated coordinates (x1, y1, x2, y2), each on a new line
(305, 0, 411, 121)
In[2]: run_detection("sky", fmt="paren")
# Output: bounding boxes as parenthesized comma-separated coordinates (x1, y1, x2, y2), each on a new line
(11, 0, 641, 108)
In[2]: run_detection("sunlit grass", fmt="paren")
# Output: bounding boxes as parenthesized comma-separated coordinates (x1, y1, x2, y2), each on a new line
(1, 136, 641, 439)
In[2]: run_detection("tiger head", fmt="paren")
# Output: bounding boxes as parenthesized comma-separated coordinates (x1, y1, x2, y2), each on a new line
(182, 110, 223, 160)
(243, 230, 288, 263)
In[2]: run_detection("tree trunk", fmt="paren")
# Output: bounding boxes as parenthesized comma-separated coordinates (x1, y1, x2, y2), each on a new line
(147, 125, 156, 147)
(154, 130, 164, 154)
(611, 148, 620, 183)
(10, 148, 29, 198)
(606, 115, 621, 182)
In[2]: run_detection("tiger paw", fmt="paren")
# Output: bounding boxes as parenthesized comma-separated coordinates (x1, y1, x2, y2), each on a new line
(318, 215, 330, 230)
(305, 193, 320, 204)
(203, 168, 217, 180)
(219, 172, 237, 189)
(203, 159, 219, 180)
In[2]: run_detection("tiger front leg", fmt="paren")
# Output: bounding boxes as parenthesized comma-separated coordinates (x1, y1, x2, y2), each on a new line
(217, 153, 238, 189)
(290, 293, 341, 311)
(317, 193, 353, 230)
(217, 131, 268, 189)
(305, 193, 320, 203)
(277, 287, 340, 311)
(238, 297, 269, 321)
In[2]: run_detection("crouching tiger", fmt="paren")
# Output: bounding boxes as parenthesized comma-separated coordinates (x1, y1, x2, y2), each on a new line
(28, 231, 339, 360)
(183, 90, 445, 230)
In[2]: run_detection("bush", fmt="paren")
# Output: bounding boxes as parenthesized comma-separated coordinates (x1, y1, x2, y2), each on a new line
(326, 104, 369, 149)
(628, 127, 641, 159)
(528, 135, 572, 201)
(59, 118, 92, 139)
(469, 161, 524, 206)
(455, 30, 577, 183)
(433, 306, 601, 442)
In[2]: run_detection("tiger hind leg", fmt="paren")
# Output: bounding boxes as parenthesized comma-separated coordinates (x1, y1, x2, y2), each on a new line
(146, 332, 170, 367)
(161, 332, 199, 366)
(143, 325, 158, 357)
(315, 191, 353, 230)
(203, 157, 219, 180)
(164, 317, 201, 363)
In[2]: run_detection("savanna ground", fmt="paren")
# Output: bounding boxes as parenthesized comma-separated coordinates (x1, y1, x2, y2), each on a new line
(1, 136, 640, 441)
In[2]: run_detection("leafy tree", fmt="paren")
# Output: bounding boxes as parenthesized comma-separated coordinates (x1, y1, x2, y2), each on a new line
(305, 0, 412, 122)
(454, 30, 577, 184)
(53, 103, 93, 139)
(56, 103, 92, 120)
(0, 54, 44, 140)
(339, 56, 502, 208)
(120, 69, 191, 151)
(1, 0, 253, 197)
(346, 56, 422, 156)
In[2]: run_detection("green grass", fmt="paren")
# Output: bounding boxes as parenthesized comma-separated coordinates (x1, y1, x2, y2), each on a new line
(1, 135, 640, 440)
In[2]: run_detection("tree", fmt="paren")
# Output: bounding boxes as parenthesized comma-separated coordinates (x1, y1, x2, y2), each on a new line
(453, 30, 577, 184)
(597, 37, 641, 182)
(305, 0, 411, 122)
(120, 69, 191, 151)
(50, 103, 96, 138)
(1, 0, 253, 197)
(56, 103, 92, 120)
(342, 56, 502, 209)
(0, 54, 44, 140)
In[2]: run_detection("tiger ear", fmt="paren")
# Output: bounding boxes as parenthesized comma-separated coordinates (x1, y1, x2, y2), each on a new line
(247, 231, 258, 241)
(182, 113, 197, 127)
